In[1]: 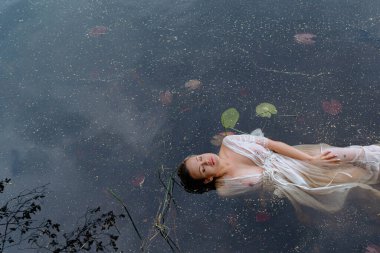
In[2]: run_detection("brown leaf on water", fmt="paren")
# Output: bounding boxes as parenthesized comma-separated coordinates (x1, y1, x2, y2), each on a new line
(210, 132, 234, 146)
(159, 90, 173, 106)
(184, 79, 202, 90)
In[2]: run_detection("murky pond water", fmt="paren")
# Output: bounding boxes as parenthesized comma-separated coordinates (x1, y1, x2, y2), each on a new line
(1, 0, 379, 252)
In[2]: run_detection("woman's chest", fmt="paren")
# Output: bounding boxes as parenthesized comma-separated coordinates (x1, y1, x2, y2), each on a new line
(220, 146, 264, 177)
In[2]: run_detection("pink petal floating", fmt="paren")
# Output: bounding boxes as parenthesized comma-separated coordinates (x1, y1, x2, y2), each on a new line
(159, 90, 173, 106)
(210, 132, 235, 146)
(131, 175, 145, 188)
(294, 33, 317, 45)
(86, 25, 109, 38)
(322, 99, 342, 116)
(184, 79, 202, 90)
(255, 211, 271, 222)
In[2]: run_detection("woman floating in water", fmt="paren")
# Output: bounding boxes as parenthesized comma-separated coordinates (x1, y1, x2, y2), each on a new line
(177, 130, 380, 213)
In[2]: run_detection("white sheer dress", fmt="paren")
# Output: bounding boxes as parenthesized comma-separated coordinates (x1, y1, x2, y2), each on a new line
(216, 132, 380, 213)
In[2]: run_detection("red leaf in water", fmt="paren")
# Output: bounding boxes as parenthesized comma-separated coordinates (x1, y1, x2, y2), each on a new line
(322, 99, 342, 115)
(294, 33, 317, 45)
(239, 87, 249, 97)
(86, 26, 109, 37)
(131, 175, 145, 188)
(255, 211, 271, 222)
(180, 106, 191, 113)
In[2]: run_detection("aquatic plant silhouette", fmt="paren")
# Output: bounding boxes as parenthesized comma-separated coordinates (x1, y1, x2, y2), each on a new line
(0, 178, 124, 252)
(27, 207, 124, 252)
(0, 178, 47, 252)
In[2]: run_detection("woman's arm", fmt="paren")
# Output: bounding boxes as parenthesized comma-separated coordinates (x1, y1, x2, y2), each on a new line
(267, 139, 340, 165)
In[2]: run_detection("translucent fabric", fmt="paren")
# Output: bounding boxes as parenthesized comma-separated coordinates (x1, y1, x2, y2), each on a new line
(216, 133, 380, 213)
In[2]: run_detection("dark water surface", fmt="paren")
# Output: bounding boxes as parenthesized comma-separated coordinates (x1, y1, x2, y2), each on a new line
(1, 0, 379, 252)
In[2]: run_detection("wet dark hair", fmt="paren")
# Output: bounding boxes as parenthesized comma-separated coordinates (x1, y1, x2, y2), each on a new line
(177, 156, 216, 194)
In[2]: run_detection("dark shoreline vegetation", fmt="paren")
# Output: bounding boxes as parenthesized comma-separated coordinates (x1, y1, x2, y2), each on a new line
(0, 171, 180, 253)
(0, 178, 123, 252)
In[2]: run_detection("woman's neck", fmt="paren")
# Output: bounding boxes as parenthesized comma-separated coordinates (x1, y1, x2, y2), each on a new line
(215, 158, 233, 178)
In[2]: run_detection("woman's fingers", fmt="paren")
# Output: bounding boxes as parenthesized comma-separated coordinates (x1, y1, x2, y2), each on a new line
(325, 158, 341, 165)
(320, 158, 342, 167)
(321, 150, 338, 160)
(321, 151, 334, 159)
(321, 150, 331, 156)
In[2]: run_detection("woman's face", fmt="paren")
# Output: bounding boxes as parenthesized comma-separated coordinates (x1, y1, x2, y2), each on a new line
(185, 153, 219, 183)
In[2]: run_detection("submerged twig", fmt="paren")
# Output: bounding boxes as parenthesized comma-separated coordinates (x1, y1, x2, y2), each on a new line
(107, 189, 143, 241)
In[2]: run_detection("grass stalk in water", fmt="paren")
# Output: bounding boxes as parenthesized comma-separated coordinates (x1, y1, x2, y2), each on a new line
(142, 167, 181, 252)
(107, 188, 143, 241)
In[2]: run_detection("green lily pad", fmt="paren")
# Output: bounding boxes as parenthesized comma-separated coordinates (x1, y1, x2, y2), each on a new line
(221, 108, 240, 129)
(256, 103, 277, 118)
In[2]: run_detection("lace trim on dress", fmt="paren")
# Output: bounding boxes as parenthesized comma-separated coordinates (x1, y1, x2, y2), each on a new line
(221, 174, 262, 181)
(255, 136, 269, 149)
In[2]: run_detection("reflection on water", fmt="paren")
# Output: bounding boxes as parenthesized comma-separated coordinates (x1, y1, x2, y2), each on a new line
(0, 0, 379, 252)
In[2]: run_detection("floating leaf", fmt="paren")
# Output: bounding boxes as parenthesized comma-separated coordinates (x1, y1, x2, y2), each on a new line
(210, 132, 235, 146)
(86, 25, 109, 38)
(159, 90, 173, 106)
(256, 103, 277, 118)
(321, 99, 342, 116)
(184, 79, 202, 90)
(131, 175, 145, 188)
(221, 108, 239, 129)
(255, 211, 271, 222)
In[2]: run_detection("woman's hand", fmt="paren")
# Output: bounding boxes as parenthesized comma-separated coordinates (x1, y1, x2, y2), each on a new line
(308, 150, 341, 167)
(365, 244, 380, 253)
